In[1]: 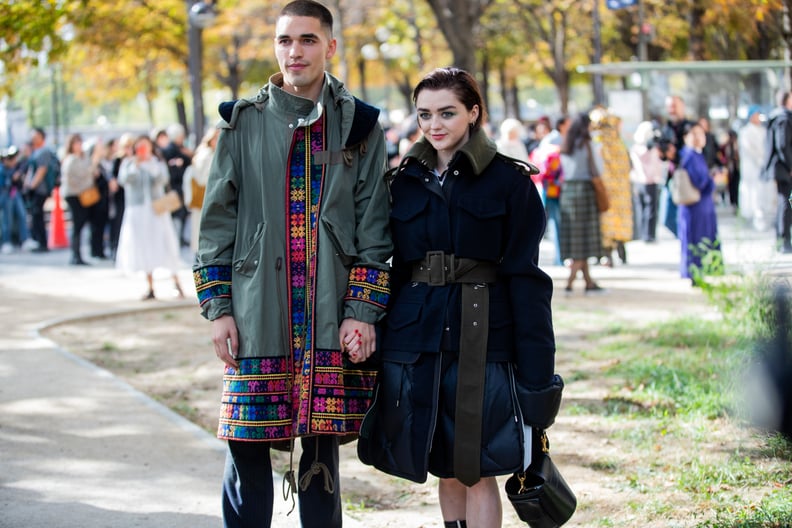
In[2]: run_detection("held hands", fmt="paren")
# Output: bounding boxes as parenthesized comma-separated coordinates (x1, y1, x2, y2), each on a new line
(211, 315, 239, 369)
(339, 318, 376, 364)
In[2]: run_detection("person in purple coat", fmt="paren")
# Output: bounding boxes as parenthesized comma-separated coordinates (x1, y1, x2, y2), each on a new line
(677, 121, 720, 283)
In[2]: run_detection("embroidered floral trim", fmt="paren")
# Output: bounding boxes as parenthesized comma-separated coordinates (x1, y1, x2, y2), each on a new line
(344, 266, 390, 309)
(194, 265, 232, 306)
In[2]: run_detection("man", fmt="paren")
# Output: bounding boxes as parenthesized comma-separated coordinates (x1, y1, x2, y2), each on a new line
(24, 127, 58, 252)
(161, 123, 193, 247)
(662, 95, 694, 237)
(192, 1, 391, 527)
(739, 106, 774, 231)
(762, 91, 792, 253)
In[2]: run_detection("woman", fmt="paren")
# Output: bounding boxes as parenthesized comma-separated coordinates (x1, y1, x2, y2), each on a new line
(115, 135, 184, 300)
(358, 68, 562, 528)
(559, 112, 605, 293)
(184, 127, 219, 253)
(61, 133, 99, 265)
(88, 139, 111, 259)
(678, 122, 719, 283)
(590, 108, 633, 266)
(629, 121, 665, 243)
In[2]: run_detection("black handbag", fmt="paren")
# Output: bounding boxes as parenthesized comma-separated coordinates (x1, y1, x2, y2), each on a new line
(505, 430, 576, 528)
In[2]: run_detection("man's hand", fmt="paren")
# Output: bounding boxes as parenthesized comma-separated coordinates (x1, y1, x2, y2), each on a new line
(211, 314, 239, 369)
(339, 318, 375, 364)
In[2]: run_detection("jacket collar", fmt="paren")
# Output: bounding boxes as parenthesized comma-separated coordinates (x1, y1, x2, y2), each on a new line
(403, 128, 498, 177)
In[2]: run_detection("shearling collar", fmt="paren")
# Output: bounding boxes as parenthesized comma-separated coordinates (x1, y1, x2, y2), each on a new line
(403, 128, 498, 177)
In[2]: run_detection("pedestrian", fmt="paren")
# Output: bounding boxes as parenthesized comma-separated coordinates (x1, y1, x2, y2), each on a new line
(192, 1, 391, 526)
(629, 121, 665, 243)
(115, 135, 185, 300)
(109, 134, 132, 260)
(662, 95, 694, 237)
(23, 127, 58, 252)
(559, 112, 605, 293)
(357, 67, 563, 528)
(761, 91, 792, 253)
(678, 122, 720, 283)
(738, 106, 774, 231)
(87, 139, 111, 259)
(496, 118, 530, 161)
(590, 107, 633, 266)
(183, 126, 219, 254)
(161, 123, 193, 248)
(530, 122, 566, 266)
(61, 133, 100, 265)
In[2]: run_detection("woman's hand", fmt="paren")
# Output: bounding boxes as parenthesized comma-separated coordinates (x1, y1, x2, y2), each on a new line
(339, 318, 375, 363)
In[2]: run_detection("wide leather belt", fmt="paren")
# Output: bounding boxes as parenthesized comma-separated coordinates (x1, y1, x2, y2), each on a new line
(411, 251, 497, 487)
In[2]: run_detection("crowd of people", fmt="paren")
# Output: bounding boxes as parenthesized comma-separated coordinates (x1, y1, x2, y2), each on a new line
(0, 122, 218, 299)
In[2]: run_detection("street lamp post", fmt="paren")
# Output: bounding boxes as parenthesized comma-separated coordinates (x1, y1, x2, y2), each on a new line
(186, 0, 216, 144)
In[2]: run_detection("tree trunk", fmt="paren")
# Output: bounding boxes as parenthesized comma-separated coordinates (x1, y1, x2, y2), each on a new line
(425, 0, 494, 75)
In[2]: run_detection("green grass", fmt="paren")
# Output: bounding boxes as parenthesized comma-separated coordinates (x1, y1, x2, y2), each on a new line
(569, 267, 792, 527)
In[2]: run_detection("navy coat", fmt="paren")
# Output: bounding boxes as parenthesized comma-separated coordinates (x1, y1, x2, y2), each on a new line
(358, 130, 563, 483)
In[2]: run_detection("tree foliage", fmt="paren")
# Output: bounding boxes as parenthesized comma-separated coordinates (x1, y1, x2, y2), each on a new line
(2, 0, 792, 128)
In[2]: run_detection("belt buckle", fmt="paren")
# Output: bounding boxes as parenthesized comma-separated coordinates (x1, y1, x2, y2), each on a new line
(426, 250, 446, 286)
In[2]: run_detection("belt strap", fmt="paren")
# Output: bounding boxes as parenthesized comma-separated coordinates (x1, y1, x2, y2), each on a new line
(411, 251, 496, 487)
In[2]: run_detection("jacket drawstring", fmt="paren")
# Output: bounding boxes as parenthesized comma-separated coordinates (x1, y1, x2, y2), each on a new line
(282, 440, 298, 515)
(298, 438, 335, 494)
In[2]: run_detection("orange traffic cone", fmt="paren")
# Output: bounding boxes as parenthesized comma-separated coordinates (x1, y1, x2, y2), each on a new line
(48, 186, 69, 249)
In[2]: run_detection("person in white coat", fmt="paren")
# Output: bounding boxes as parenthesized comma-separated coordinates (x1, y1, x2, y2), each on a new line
(183, 127, 219, 254)
(738, 106, 776, 231)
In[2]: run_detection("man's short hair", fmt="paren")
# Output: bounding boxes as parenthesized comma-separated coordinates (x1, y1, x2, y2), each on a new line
(780, 91, 792, 107)
(32, 127, 46, 139)
(280, 0, 333, 36)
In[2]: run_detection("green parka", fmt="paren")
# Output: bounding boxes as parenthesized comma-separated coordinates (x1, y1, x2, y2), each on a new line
(193, 73, 392, 360)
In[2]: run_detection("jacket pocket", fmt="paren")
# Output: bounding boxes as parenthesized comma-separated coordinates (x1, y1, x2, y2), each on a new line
(455, 196, 506, 258)
(390, 194, 430, 260)
(233, 222, 266, 277)
(321, 217, 358, 267)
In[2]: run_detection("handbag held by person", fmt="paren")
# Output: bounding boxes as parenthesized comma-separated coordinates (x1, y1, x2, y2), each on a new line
(152, 189, 181, 215)
(78, 186, 101, 208)
(590, 176, 610, 213)
(505, 430, 576, 528)
(669, 167, 701, 205)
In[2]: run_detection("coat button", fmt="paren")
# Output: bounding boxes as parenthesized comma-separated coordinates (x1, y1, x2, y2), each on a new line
(253, 260, 259, 266)
(453, 170, 459, 175)
(473, 303, 478, 308)
(472, 321, 479, 327)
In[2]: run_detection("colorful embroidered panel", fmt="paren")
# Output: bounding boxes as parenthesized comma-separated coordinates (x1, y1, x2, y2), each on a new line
(345, 266, 390, 309)
(194, 265, 232, 306)
(218, 355, 376, 440)
(217, 116, 376, 441)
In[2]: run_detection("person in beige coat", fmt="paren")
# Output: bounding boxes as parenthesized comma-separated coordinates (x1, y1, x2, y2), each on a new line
(61, 133, 99, 265)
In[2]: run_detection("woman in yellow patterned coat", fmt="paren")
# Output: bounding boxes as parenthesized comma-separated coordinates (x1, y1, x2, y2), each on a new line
(590, 108, 633, 266)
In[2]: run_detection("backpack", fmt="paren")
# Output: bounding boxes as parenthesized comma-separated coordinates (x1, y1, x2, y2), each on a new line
(45, 149, 61, 192)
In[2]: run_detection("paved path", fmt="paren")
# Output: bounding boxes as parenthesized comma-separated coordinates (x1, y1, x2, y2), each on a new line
(0, 207, 789, 528)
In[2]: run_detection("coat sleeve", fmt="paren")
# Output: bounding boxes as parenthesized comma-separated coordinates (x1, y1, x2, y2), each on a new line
(342, 122, 394, 324)
(499, 170, 563, 429)
(193, 129, 237, 321)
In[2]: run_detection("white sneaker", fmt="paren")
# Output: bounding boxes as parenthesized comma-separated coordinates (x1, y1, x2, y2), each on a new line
(1, 243, 12, 255)
(21, 239, 39, 251)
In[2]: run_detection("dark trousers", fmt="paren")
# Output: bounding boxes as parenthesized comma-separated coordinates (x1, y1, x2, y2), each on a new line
(29, 192, 48, 248)
(634, 183, 659, 242)
(109, 191, 124, 258)
(776, 180, 792, 248)
(90, 190, 109, 257)
(65, 196, 91, 261)
(222, 436, 341, 528)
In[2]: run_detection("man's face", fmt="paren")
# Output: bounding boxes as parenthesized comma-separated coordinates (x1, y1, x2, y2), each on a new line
(274, 15, 336, 99)
(30, 131, 44, 148)
(665, 97, 684, 121)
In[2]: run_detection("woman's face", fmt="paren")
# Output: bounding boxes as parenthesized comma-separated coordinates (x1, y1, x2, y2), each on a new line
(134, 139, 153, 159)
(685, 124, 706, 150)
(415, 88, 479, 157)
